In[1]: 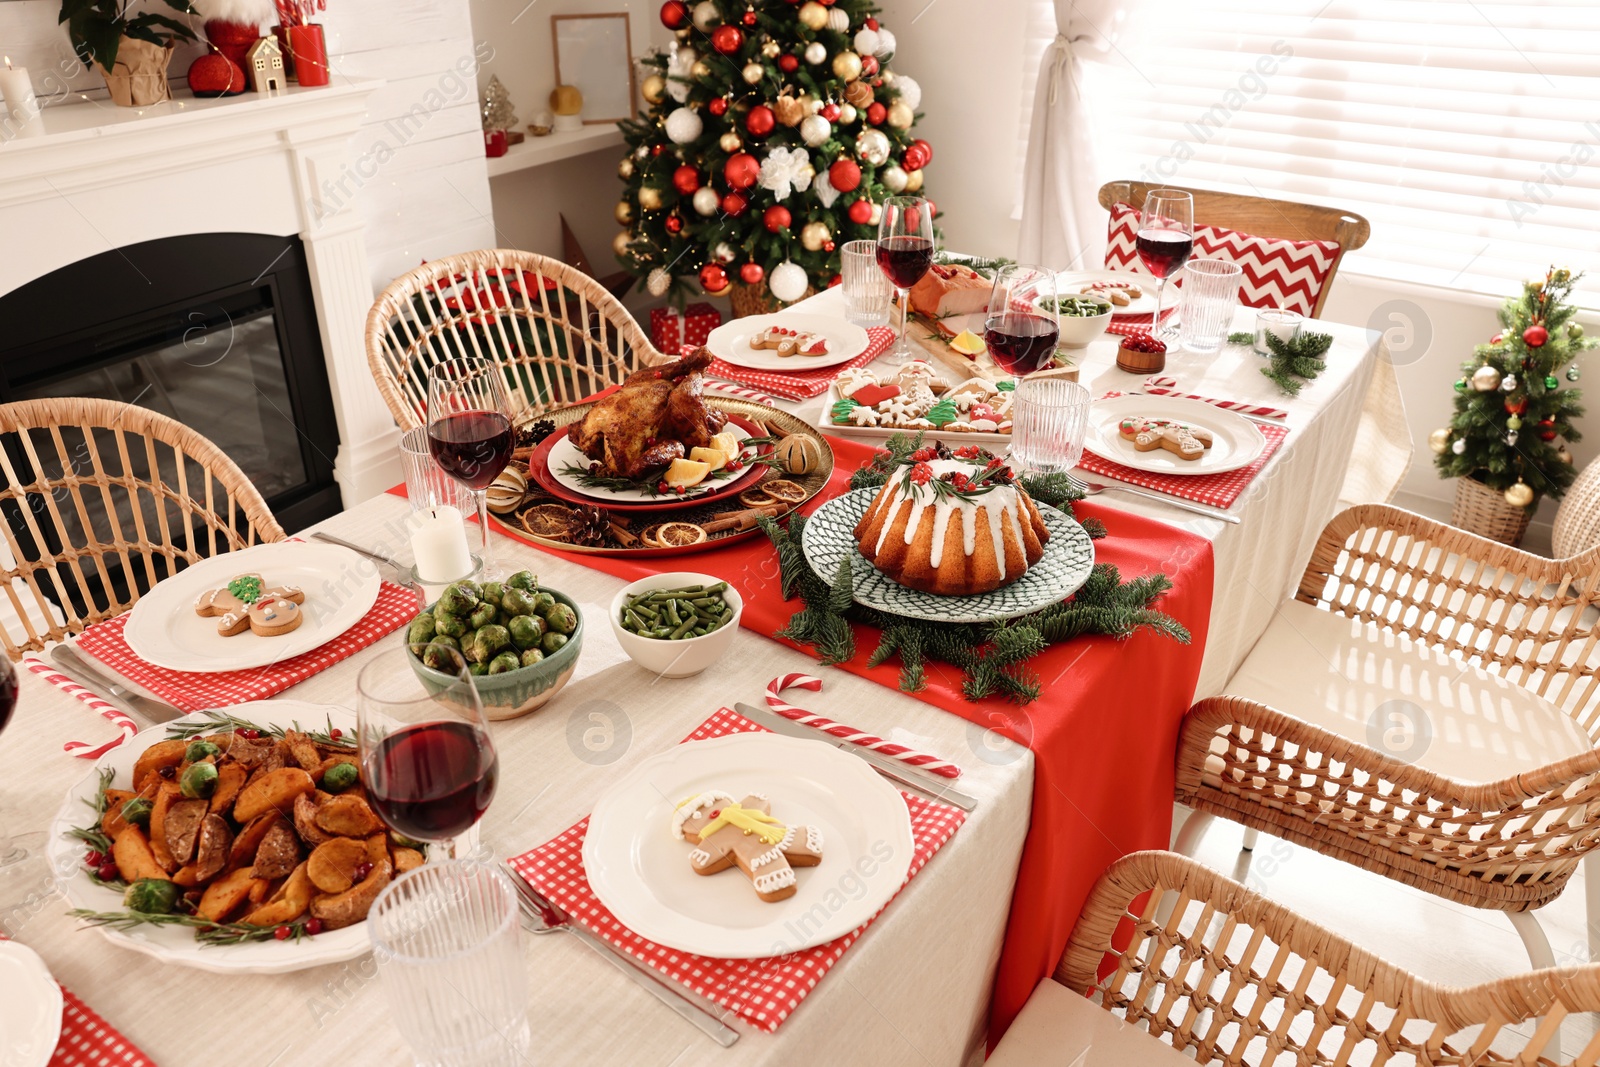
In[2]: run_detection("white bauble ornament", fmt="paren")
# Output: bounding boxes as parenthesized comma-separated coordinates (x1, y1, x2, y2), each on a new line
(665, 107, 703, 144)
(853, 28, 880, 56)
(769, 260, 809, 303)
(742, 61, 764, 84)
(761, 39, 780, 58)
(719, 131, 742, 152)
(869, 201, 882, 225)
(1427, 428, 1450, 455)
(1471, 364, 1501, 391)
(800, 220, 831, 252)
(838, 103, 858, 125)
(799, 114, 832, 147)
(647, 268, 672, 297)
(876, 28, 896, 55)
(855, 128, 891, 166)
(825, 8, 848, 31)
(893, 74, 920, 110)
(1507, 431, 1520, 445)
(804, 41, 827, 64)
(692, 0, 718, 30)
(665, 46, 695, 102)
(1451, 438, 1466, 455)
(881, 164, 908, 193)
(713, 241, 736, 264)
(1501, 374, 1517, 392)
(692, 187, 720, 216)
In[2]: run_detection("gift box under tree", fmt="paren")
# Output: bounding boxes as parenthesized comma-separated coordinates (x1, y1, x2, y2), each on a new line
(651, 303, 722, 351)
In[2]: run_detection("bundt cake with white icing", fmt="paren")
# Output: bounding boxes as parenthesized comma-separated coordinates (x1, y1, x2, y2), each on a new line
(853, 444, 1049, 596)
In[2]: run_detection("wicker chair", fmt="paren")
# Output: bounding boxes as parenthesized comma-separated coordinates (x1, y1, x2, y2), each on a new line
(364, 249, 672, 431)
(1172, 503, 1600, 971)
(987, 850, 1599, 1065)
(0, 398, 285, 658)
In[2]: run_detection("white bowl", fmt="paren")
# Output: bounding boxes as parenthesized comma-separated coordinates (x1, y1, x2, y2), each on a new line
(609, 571, 744, 679)
(1055, 297, 1114, 347)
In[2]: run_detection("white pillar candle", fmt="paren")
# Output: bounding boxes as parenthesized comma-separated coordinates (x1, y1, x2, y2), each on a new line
(410, 504, 474, 585)
(0, 57, 39, 127)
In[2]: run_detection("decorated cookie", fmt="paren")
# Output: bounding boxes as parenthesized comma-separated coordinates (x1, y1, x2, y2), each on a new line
(752, 326, 827, 357)
(1118, 416, 1214, 461)
(197, 574, 308, 636)
(834, 368, 877, 398)
(247, 596, 303, 637)
(673, 791, 823, 903)
(830, 397, 860, 423)
(850, 383, 901, 408)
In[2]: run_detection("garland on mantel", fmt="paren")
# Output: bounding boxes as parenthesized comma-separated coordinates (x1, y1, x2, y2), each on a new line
(761, 434, 1188, 704)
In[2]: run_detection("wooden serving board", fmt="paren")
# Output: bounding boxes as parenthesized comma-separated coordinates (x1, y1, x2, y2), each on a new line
(907, 313, 1079, 385)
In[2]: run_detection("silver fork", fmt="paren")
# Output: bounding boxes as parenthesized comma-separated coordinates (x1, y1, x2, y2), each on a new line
(1070, 475, 1241, 525)
(499, 863, 741, 1046)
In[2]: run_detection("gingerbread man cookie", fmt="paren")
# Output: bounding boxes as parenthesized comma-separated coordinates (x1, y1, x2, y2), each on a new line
(751, 327, 827, 357)
(1118, 417, 1214, 461)
(673, 790, 823, 902)
(196, 574, 308, 637)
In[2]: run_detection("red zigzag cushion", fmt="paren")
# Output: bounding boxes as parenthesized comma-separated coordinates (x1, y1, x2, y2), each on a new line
(1104, 202, 1341, 317)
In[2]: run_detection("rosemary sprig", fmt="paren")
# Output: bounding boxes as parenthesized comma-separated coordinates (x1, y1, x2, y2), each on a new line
(68, 908, 307, 945)
(164, 710, 354, 749)
(66, 767, 123, 886)
(559, 450, 749, 495)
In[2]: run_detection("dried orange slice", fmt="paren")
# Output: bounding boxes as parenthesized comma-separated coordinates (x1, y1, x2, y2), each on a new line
(738, 488, 777, 508)
(520, 504, 574, 541)
(759, 479, 808, 504)
(654, 522, 707, 547)
(638, 524, 664, 548)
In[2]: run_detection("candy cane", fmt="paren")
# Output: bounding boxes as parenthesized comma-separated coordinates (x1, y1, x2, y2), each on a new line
(24, 655, 140, 759)
(765, 673, 962, 779)
(1142, 376, 1288, 419)
(704, 380, 781, 407)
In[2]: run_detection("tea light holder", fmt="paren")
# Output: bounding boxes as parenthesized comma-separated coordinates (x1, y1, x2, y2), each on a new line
(1254, 308, 1303, 355)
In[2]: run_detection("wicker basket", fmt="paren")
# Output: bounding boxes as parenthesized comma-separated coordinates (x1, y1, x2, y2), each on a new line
(727, 280, 815, 318)
(1553, 457, 1600, 557)
(1450, 474, 1532, 545)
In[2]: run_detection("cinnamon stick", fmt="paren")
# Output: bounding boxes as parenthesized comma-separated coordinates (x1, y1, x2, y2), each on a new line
(609, 522, 638, 547)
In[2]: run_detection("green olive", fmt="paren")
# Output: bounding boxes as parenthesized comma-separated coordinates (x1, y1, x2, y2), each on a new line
(184, 740, 220, 762)
(507, 614, 545, 649)
(467, 601, 498, 630)
(500, 588, 537, 617)
(180, 762, 218, 799)
(543, 602, 578, 635)
(488, 651, 521, 675)
(541, 631, 568, 655)
(520, 647, 545, 668)
(506, 570, 538, 593)
(476, 624, 511, 660)
(321, 762, 359, 793)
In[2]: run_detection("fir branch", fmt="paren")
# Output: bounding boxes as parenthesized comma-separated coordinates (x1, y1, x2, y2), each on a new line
(1079, 516, 1109, 539)
(1017, 471, 1085, 509)
(1227, 331, 1255, 346)
(1261, 330, 1333, 396)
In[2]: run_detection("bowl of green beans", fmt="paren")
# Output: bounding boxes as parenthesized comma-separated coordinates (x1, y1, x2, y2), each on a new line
(609, 572, 744, 678)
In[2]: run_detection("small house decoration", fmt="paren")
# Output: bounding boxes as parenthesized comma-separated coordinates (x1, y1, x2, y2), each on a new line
(245, 34, 285, 94)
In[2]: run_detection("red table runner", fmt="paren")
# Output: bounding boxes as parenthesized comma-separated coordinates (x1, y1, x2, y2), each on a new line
(392, 435, 1213, 1042)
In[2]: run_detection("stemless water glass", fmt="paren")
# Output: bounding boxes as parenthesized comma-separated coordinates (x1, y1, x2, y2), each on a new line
(357, 645, 498, 860)
(1009, 378, 1091, 474)
(841, 239, 892, 327)
(1177, 259, 1242, 355)
(876, 196, 936, 365)
(1137, 189, 1195, 338)
(401, 426, 475, 515)
(369, 860, 530, 1067)
(983, 264, 1061, 378)
(427, 359, 514, 579)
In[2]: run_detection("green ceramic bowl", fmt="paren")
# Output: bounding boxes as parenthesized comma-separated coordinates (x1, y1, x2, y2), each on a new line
(406, 588, 584, 720)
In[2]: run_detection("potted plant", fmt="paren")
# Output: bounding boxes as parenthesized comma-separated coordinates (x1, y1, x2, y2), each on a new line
(59, 0, 200, 106)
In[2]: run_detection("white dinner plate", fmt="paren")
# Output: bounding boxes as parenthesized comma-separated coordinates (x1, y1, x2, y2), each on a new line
(46, 701, 379, 975)
(546, 420, 758, 503)
(0, 942, 62, 1067)
(705, 313, 869, 371)
(1084, 394, 1268, 476)
(121, 541, 380, 672)
(583, 732, 914, 958)
(1054, 269, 1158, 316)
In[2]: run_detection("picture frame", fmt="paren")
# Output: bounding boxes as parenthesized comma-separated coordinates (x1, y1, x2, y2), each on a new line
(551, 13, 635, 126)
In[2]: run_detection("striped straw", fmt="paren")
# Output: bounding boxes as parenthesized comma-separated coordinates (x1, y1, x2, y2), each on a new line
(1142, 375, 1289, 419)
(23, 655, 140, 759)
(765, 673, 963, 779)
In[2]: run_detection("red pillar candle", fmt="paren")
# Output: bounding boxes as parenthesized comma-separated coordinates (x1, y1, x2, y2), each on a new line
(287, 24, 329, 86)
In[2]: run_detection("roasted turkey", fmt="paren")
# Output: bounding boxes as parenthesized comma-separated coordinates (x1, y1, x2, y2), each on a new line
(568, 349, 729, 479)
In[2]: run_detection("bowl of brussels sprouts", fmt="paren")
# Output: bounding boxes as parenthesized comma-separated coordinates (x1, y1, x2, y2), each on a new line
(404, 570, 583, 719)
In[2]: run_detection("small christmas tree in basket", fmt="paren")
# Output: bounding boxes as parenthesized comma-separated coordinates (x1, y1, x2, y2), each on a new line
(1432, 268, 1595, 544)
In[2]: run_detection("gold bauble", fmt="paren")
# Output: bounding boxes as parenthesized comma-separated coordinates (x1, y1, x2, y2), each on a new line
(638, 186, 664, 211)
(1427, 428, 1451, 455)
(719, 131, 743, 152)
(800, 93, 821, 115)
(641, 74, 667, 105)
(904, 168, 924, 193)
(800, 220, 831, 252)
(611, 230, 632, 257)
(550, 84, 583, 116)
(1559, 447, 1575, 465)
(691, 59, 712, 79)
(1471, 364, 1501, 391)
(831, 50, 863, 82)
(614, 200, 634, 225)
(797, 1, 828, 30)
(886, 101, 914, 128)
(1504, 481, 1535, 508)
(761, 40, 781, 58)
(618, 157, 635, 180)
(741, 61, 764, 84)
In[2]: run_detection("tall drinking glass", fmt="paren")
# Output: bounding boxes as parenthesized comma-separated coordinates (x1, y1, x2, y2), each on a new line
(876, 196, 936, 365)
(1009, 378, 1091, 475)
(1137, 189, 1195, 339)
(982, 264, 1060, 378)
(840, 239, 892, 327)
(357, 645, 497, 861)
(1177, 259, 1242, 355)
(427, 359, 514, 580)
(369, 860, 530, 1067)
(401, 426, 475, 514)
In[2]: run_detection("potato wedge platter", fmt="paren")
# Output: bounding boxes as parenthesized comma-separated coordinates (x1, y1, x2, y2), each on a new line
(46, 700, 423, 975)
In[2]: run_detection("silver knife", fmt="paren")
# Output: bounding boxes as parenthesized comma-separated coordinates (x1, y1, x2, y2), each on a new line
(734, 702, 979, 811)
(50, 644, 184, 724)
(308, 532, 406, 581)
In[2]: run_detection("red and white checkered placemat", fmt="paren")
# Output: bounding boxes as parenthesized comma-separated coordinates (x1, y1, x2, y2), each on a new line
(507, 706, 966, 1033)
(1106, 307, 1177, 337)
(69, 580, 414, 713)
(706, 326, 894, 400)
(1081, 394, 1289, 509)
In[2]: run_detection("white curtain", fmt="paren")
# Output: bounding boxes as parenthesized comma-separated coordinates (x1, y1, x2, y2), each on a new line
(1017, 0, 1121, 271)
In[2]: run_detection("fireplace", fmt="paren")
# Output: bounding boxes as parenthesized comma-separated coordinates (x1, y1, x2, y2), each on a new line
(0, 233, 342, 532)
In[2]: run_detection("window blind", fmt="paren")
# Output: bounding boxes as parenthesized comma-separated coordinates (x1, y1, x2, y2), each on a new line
(1024, 0, 1600, 303)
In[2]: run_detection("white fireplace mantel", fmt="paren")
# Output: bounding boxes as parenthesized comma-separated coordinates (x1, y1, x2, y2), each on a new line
(0, 82, 403, 511)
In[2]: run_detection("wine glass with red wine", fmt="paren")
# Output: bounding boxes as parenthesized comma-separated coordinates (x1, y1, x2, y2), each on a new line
(358, 645, 497, 860)
(876, 196, 936, 365)
(983, 264, 1061, 378)
(1137, 189, 1194, 338)
(427, 358, 514, 579)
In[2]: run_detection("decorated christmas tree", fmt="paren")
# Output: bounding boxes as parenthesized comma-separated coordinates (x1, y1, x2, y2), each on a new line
(1432, 268, 1595, 508)
(615, 0, 932, 307)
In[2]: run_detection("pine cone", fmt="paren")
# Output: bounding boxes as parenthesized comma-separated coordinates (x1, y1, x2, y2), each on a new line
(516, 419, 557, 448)
(568, 505, 611, 547)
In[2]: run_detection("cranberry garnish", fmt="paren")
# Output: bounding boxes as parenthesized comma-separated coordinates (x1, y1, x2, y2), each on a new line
(96, 862, 119, 881)
(305, 918, 324, 936)
(85, 849, 104, 867)
(158, 766, 176, 779)
(274, 925, 293, 941)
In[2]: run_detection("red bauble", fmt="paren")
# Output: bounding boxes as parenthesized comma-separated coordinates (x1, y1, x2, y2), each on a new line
(721, 191, 749, 216)
(925, 199, 937, 218)
(745, 104, 776, 137)
(847, 198, 873, 224)
(708, 96, 729, 116)
(1505, 397, 1528, 415)
(865, 16, 879, 29)
(665, 213, 684, 234)
(187, 52, 245, 97)
(1539, 418, 1558, 441)
(739, 262, 764, 285)
(820, 103, 840, 121)
(659, 0, 690, 29)
(823, 240, 835, 252)
(711, 24, 744, 54)
(778, 53, 799, 72)
(742, 8, 756, 24)
(1490, 332, 1504, 344)
(724, 152, 760, 189)
(700, 263, 730, 293)
(861, 55, 879, 76)
(903, 144, 928, 170)
(651, 144, 666, 156)
(764, 205, 792, 232)
(1524, 323, 1550, 347)
(828, 273, 843, 287)
(828, 157, 862, 193)
(911, 138, 933, 165)
(866, 102, 887, 125)
(671, 165, 701, 194)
